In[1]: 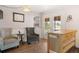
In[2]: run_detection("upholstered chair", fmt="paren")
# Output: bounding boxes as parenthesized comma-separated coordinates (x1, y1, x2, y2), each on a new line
(0, 28, 20, 52)
(26, 27, 39, 44)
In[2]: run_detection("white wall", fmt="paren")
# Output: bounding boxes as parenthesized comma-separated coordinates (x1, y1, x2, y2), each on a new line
(0, 6, 40, 28)
(43, 5, 79, 47)
(42, 6, 67, 39)
(0, 6, 25, 28)
(63, 6, 79, 48)
(0, 6, 42, 42)
(26, 12, 42, 38)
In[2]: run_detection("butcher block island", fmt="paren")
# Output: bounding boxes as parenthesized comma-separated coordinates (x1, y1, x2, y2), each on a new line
(48, 30, 77, 53)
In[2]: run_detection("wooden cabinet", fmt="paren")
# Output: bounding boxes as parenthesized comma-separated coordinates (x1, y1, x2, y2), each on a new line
(48, 30, 77, 53)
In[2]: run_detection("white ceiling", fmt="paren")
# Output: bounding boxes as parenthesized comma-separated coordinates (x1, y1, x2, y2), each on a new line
(4, 5, 58, 13)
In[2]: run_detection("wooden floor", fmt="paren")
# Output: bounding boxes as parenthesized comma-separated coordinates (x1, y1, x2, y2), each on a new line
(4, 39, 47, 53)
(67, 46, 79, 53)
(1, 39, 79, 53)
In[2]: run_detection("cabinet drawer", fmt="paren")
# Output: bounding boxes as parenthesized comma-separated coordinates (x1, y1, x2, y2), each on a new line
(61, 42, 75, 52)
(66, 32, 75, 39)
(48, 30, 76, 53)
(61, 32, 75, 43)
(49, 35, 58, 39)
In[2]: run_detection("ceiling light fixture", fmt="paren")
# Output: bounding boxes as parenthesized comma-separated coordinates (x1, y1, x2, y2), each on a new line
(22, 5, 31, 12)
(23, 8, 31, 12)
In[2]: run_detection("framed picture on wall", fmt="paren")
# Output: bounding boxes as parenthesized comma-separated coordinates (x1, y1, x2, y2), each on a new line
(13, 12, 24, 22)
(0, 10, 3, 19)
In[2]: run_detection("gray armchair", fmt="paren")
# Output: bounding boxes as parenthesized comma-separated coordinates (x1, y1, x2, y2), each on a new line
(0, 28, 20, 52)
(26, 27, 39, 44)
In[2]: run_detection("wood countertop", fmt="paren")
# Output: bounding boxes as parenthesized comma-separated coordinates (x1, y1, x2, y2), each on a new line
(48, 29, 77, 35)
